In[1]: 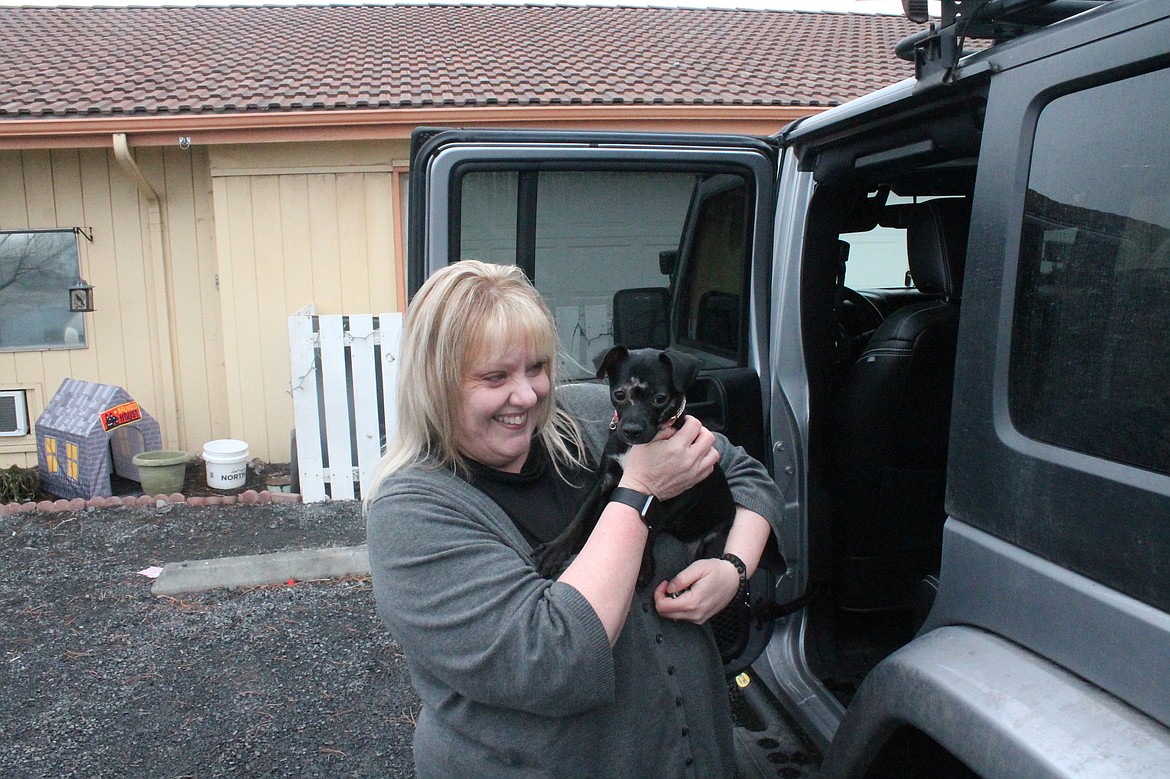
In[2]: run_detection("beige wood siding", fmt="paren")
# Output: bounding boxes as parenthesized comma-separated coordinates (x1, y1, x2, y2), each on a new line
(1, 146, 227, 468)
(1, 139, 406, 472)
(209, 140, 406, 463)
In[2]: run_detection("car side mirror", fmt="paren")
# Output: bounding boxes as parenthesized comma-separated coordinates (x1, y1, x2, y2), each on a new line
(659, 249, 679, 276)
(612, 287, 671, 350)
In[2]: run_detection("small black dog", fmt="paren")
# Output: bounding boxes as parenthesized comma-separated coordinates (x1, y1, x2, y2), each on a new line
(533, 345, 736, 585)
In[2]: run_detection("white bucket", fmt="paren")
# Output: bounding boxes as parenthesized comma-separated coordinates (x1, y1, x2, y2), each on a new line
(203, 439, 249, 489)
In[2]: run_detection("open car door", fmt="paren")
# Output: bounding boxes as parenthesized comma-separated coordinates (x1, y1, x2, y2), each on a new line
(407, 128, 779, 467)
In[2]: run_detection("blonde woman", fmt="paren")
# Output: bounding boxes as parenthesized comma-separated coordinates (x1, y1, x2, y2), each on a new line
(366, 260, 781, 778)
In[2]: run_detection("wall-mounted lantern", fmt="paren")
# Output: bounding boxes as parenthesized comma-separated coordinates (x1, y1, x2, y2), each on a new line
(69, 279, 95, 313)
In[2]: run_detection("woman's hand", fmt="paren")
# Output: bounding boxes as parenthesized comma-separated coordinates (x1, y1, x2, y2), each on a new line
(652, 557, 740, 624)
(619, 416, 720, 500)
(653, 507, 772, 625)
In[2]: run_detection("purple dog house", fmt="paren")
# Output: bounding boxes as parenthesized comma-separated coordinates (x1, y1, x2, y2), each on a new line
(35, 379, 162, 499)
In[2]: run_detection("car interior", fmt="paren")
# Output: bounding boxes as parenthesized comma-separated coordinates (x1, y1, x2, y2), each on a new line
(798, 139, 981, 702)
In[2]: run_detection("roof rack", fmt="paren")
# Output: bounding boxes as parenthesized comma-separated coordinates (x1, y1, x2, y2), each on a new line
(896, 0, 1109, 82)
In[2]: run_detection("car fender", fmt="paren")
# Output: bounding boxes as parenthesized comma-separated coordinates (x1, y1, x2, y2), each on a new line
(820, 625, 1170, 779)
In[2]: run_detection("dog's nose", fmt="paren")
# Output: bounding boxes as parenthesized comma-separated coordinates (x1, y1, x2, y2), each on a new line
(620, 422, 651, 443)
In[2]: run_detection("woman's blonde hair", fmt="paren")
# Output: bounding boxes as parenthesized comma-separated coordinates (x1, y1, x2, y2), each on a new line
(367, 260, 587, 497)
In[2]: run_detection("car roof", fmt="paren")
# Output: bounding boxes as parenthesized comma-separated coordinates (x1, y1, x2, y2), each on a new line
(781, 0, 1158, 147)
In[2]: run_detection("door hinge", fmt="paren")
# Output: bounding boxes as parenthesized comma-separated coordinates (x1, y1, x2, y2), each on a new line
(773, 440, 795, 493)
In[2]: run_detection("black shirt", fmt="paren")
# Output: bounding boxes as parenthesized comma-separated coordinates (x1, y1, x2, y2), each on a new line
(463, 438, 593, 547)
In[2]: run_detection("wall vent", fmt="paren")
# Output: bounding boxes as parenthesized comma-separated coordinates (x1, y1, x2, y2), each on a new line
(0, 390, 30, 437)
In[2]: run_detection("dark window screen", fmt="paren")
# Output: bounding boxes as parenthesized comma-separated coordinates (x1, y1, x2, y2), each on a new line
(1010, 67, 1170, 477)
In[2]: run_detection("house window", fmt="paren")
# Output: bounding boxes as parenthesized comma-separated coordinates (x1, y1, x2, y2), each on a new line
(66, 441, 80, 481)
(44, 436, 59, 473)
(0, 230, 87, 351)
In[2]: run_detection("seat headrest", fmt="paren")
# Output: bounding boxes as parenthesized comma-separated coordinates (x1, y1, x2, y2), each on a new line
(906, 199, 971, 299)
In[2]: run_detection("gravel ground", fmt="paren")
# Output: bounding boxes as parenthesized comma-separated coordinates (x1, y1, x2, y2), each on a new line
(1, 476, 819, 778)
(0, 498, 420, 778)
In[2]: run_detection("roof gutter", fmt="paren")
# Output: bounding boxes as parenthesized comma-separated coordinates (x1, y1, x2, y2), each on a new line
(112, 133, 182, 451)
(1, 104, 817, 150)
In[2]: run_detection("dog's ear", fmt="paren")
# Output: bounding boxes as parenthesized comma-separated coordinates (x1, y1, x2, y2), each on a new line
(595, 345, 630, 380)
(660, 349, 701, 393)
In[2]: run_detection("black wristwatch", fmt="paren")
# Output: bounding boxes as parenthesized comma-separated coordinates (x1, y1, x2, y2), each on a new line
(609, 486, 656, 527)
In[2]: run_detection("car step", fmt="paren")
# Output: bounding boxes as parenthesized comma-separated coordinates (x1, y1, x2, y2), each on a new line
(732, 672, 822, 778)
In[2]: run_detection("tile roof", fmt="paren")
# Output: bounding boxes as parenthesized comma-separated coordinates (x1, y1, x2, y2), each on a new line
(0, 4, 926, 120)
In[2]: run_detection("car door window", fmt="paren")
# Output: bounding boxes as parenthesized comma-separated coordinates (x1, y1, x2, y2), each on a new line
(455, 167, 750, 378)
(674, 176, 748, 358)
(1010, 66, 1170, 477)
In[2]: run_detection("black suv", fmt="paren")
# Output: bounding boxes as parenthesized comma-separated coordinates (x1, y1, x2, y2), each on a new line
(407, 1, 1170, 774)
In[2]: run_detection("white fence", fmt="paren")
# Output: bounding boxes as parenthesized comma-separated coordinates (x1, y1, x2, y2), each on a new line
(288, 306, 402, 502)
(287, 302, 610, 502)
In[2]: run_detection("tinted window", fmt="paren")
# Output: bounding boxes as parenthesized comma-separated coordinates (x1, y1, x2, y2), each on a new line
(675, 176, 748, 357)
(456, 169, 750, 379)
(1010, 67, 1170, 476)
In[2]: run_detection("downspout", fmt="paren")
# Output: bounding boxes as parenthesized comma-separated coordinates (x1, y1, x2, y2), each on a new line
(113, 133, 183, 451)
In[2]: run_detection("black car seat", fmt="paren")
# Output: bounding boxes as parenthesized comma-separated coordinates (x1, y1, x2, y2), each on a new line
(827, 198, 972, 612)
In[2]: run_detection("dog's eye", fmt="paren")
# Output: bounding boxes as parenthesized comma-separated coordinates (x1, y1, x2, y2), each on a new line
(654, 394, 668, 406)
(612, 389, 626, 403)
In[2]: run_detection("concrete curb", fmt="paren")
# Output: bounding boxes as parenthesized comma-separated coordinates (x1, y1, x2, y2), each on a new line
(152, 544, 370, 597)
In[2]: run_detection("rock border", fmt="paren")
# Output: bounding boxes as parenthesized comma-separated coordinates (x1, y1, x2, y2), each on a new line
(0, 489, 302, 516)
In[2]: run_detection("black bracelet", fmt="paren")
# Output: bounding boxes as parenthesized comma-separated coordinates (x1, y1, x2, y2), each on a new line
(721, 552, 749, 602)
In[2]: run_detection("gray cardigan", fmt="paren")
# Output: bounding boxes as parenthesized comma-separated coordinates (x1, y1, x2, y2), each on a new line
(366, 382, 784, 778)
